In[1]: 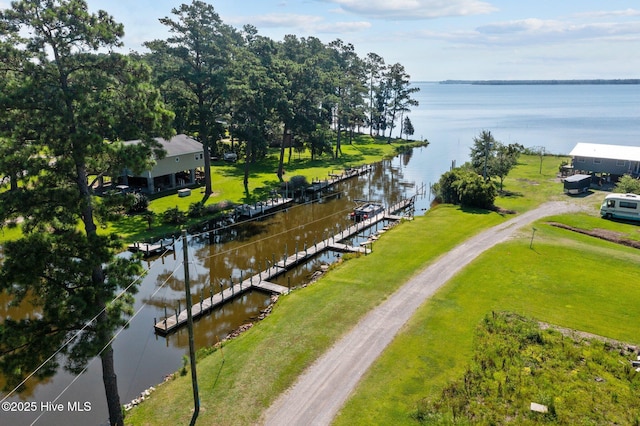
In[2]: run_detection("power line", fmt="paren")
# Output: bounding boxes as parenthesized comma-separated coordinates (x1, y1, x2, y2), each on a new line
(0, 245, 174, 402)
(29, 259, 183, 425)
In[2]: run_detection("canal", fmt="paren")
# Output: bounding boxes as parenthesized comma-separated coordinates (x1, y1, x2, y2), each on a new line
(1, 146, 450, 425)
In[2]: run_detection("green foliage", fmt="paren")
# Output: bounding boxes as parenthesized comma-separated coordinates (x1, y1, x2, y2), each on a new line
(0, 2, 173, 423)
(128, 192, 149, 213)
(469, 130, 522, 187)
(287, 175, 309, 192)
(414, 312, 640, 424)
(162, 206, 187, 225)
(402, 116, 415, 139)
(434, 168, 496, 209)
(614, 174, 640, 194)
(187, 201, 206, 218)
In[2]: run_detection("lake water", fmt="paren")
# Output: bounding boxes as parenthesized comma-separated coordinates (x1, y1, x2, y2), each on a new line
(2, 83, 639, 425)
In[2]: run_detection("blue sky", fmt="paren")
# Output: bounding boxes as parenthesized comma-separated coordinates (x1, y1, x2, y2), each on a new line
(8, 0, 640, 81)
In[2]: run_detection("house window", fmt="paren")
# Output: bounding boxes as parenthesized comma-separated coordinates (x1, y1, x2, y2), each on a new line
(195, 153, 203, 160)
(576, 157, 585, 163)
(593, 158, 601, 164)
(175, 157, 180, 163)
(617, 159, 626, 167)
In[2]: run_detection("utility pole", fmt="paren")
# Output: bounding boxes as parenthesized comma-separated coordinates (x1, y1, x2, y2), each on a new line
(182, 230, 200, 425)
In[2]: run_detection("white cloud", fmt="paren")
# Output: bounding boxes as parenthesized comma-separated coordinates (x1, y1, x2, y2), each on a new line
(573, 8, 640, 19)
(321, 0, 498, 20)
(316, 21, 371, 33)
(240, 13, 324, 29)
(413, 18, 640, 46)
(237, 13, 370, 34)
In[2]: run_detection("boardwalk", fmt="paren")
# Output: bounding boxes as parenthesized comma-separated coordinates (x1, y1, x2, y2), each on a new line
(153, 196, 415, 335)
(154, 279, 289, 335)
(127, 240, 175, 257)
(234, 196, 293, 219)
(307, 165, 372, 193)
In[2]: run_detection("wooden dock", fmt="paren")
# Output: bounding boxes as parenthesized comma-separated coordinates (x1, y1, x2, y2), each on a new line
(154, 278, 289, 335)
(153, 195, 415, 335)
(127, 239, 175, 257)
(235, 196, 293, 219)
(307, 165, 372, 194)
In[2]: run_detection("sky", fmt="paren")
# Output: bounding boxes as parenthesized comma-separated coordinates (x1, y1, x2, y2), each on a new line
(4, 0, 640, 81)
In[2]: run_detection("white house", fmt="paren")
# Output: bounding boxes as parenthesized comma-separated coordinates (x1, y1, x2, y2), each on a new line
(120, 134, 204, 193)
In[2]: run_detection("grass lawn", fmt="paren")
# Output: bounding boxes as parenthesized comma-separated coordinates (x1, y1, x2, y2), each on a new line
(125, 206, 506, 425)
(334, 220, 640, 425)
(127, 151, 640, 425)
(104, 137, 425, 243)
(494, 154, 571, 213)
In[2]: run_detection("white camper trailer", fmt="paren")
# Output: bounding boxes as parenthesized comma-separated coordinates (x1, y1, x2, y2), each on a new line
(600, 193, 640, 222)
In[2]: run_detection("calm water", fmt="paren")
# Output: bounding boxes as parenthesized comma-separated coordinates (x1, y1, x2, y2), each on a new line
(2, 83, 639, 425)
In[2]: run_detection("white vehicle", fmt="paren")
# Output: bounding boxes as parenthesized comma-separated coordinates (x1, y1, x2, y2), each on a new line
(600, 193, 640, 221)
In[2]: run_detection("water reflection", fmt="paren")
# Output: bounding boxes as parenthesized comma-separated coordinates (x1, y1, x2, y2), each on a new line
(0, 152, 426, 424)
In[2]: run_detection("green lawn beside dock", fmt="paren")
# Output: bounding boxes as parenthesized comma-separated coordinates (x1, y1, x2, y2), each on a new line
(125, 155, 640, 425)
(106, 136, 426, 245)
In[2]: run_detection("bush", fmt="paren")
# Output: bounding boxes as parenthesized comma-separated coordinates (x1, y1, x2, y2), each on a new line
(614, 174, 640, 194)
(434, 168, 496, 209)
(128, 192, 149, 213)
(284, 175, 309, 196)
(162, 206, 186, 225)
(188, 202, 206, 218)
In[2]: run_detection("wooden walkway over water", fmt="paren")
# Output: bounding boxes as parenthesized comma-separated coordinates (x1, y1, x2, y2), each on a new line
(307, 165, 372, 193)
(153, 196, 415, 335)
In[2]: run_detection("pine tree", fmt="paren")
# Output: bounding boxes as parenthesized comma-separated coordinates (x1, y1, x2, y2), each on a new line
(0, 2, 173, 425)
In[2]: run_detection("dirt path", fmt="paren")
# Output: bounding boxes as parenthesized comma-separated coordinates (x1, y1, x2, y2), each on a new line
(262, 201, 583, 426)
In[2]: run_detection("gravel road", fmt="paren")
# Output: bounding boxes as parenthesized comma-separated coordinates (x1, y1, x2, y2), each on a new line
(262, 201, 583, 426)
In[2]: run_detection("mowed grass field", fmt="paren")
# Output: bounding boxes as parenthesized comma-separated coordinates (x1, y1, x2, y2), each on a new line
(127, 155, 640, 425)
(334, 219, 640, 425)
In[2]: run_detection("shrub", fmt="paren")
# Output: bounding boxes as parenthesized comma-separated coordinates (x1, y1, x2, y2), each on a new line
(162, 206, 186, 225)
(613, 174, 640, 194)
(128, 192, 149, 213)
(284, 175, 309, 196)
(434, 168, 496, 209)
(188, 202, 206, 218)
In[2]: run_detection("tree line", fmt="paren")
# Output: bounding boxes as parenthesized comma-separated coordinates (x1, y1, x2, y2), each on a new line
(0, 1, 419, 425)
(142, 1, 420, 195)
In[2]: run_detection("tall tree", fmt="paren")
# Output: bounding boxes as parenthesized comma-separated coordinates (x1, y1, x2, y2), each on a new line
(145, 0, 237, 199)
(403, 116, 415, 140)
(492, 143, 523, 191)
(230, 26, 283, 194)
(275, 36, 333, 174)
(327, 39, 366, 158)
(470, 130, 499, 180)
(365, 52, 386, 136)
(0, 2, 173, 425)
(384, 63, 419, 143)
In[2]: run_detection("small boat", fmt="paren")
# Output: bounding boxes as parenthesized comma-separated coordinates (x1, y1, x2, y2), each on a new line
(350, 202, 384, 221)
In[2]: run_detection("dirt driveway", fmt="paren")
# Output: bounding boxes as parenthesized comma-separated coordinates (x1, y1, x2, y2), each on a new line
(262, 201, 584, 426)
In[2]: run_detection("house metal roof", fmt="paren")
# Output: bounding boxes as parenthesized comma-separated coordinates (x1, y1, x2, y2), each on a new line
(569, 143, 640, 162)
(124, 134, 202, 157)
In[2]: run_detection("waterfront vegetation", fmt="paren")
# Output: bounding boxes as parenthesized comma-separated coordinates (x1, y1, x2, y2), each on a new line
(105, 135, 425, 244)
(127, 155, 640, 424)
